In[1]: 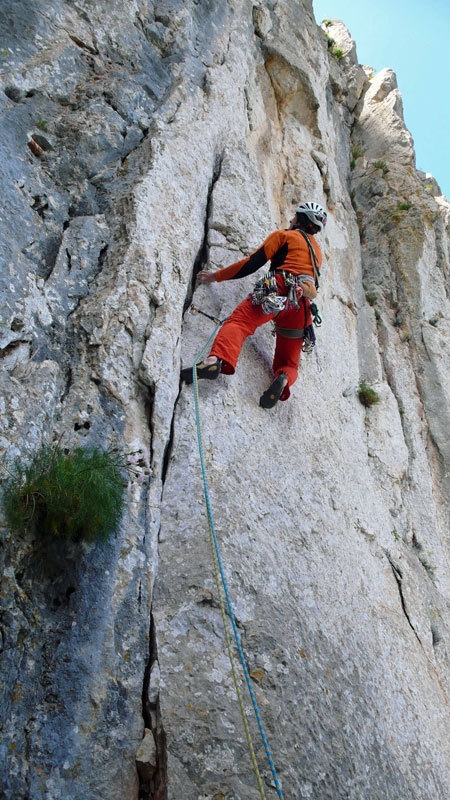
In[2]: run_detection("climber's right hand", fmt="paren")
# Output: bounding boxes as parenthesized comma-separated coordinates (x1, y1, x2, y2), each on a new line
(197, 270, 216, 284)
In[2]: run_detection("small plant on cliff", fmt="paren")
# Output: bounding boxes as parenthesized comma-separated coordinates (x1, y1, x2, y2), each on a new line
(350, 145, 363, 169)
(322, 19, 334, 27)
(332, 46, 344, 60)
(372, 160, 389, 175)
(1, 444, 125, 542)
(398, 202, 412, 211)
(365, 291, 378, 307)
(358, 383, 380, 408)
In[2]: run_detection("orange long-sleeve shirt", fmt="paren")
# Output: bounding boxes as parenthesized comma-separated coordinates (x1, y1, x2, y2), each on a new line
(213, 229, 322, 282)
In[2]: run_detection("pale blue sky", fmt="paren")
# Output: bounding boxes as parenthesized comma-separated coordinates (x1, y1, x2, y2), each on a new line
(313, 0, 450, 199)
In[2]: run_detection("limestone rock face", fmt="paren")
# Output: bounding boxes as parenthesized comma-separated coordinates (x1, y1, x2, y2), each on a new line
(0, 2, 449, 800)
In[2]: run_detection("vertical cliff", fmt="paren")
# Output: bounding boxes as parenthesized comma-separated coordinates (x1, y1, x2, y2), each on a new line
(0, 2, 449, 799)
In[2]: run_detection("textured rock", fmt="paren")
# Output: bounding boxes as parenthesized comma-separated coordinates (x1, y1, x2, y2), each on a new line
(0, 2, 449, 800)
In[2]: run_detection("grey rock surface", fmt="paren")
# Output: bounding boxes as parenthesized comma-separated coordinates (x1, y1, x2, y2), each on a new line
(0, 2, 449, 799)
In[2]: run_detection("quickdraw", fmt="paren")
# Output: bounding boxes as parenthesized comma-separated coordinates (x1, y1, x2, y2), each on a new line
(310, 302, 322, 327)
(250, 271, 278, 306)
(251, 270, 306, 313)
(261, 293, 287, 314)
(302, 324, 316, 353)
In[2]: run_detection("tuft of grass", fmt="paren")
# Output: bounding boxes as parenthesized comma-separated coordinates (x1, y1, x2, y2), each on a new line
(350, 145, 363, 169)
(372, 159, 389, 175)
(37, 118, 48, 130)
(332, 47, 344, 60)
(1, 444, 125, 542)
(322, 19, 334, 27)
(358, 382, 380, 407)
(365, 291, 377, 306)
(398, 202, 412, 211)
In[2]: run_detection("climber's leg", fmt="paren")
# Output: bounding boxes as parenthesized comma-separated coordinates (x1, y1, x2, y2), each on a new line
(209, 297, 272, 374)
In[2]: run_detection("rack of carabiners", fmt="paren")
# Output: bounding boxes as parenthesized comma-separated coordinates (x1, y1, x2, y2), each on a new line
(190, 308, 285, 800)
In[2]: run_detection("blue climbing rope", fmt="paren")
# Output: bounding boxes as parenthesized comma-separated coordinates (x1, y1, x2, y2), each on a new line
(191, 321, 285, 800)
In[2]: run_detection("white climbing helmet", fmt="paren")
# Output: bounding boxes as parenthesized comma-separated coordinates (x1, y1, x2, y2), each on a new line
(296, 201, 327, 231)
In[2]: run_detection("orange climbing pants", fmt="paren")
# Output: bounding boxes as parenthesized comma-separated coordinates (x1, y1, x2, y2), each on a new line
(210, 280, 311, 401)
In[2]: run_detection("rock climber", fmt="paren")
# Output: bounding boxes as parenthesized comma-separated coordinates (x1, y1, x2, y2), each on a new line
(181, 201, 327, 408)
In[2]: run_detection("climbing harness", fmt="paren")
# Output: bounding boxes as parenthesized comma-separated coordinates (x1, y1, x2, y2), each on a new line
(262, 293, 287, 315)
(192, 321, 284, 800)
(248, 271, 278, 314)
(251, 270, 308, 313)
(273, 325, 305, 339)
(251, 231, 323, 355)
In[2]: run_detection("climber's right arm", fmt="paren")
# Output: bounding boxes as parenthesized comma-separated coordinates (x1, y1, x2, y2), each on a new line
(197, 230, 286, 284)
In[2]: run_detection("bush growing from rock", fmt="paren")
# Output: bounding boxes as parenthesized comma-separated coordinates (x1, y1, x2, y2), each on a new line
(358, 383, 380, 407)
(1, 444, 125, 542)
(332, 46, 344, 60)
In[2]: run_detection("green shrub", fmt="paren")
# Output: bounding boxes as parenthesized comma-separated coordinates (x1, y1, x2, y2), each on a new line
(365, 291, 377, 306)
(1, 444, 125, 542)
(332, 47, 344, 60)
(372, 160, 389, 175)
(358, 383, 380, 407)
(350, 145, 363, 169)
(398, 202, 412, 211)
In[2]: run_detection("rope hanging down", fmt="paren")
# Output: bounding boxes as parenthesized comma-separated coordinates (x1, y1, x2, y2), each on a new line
(191, 317, 285, 800)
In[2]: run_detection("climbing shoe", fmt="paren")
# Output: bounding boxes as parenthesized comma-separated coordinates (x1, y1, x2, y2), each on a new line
(181, 358, 222, 384)
(259, 372, 287, 409)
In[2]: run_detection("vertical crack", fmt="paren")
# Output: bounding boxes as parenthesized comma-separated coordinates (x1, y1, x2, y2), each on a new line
(183, 152, 223, 315)
(139, 613, 167, 800)
(161, 389, 181, 484)
(97, 243, 108, 274)
(145, 380, 156, 466)
(385, 552, 422, 647)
